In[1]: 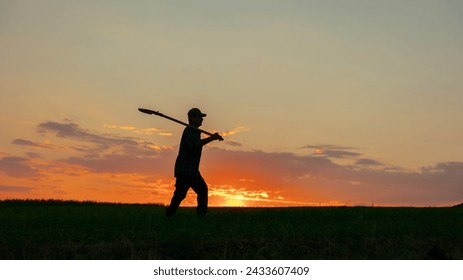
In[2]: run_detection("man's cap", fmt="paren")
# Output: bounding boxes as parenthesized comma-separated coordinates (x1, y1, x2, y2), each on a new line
(187, 108, 207, 117)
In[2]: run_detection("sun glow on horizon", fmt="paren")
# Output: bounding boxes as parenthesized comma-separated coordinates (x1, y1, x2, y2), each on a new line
(223, 195, 247, 207)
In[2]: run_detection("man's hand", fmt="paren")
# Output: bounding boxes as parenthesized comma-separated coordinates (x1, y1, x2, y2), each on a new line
(199, 133, 224, 146)
(212, 133, 224, 141)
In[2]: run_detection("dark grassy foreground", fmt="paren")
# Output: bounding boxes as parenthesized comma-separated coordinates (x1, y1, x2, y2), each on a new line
(1, 200, 462, 260)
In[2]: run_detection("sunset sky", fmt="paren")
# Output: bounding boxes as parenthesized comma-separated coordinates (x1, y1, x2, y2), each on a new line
(1, 0, 463, 207)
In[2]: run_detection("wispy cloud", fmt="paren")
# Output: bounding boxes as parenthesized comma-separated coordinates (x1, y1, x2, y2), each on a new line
(12, 139, 51, 149)
(38, 121, 135, 147)
(38, 120, 173, 157)
(303, 144, 362, 158)
(223, 140, 242, 147)
(356, 158, 384, 166)
(221, 126, 250, 137)
(0, 184, 33, 193)
(217, 126, 250, 147)
(104, 124, 172, 136)
(0, 157, 40, 178)
(33, 120, 176, 176)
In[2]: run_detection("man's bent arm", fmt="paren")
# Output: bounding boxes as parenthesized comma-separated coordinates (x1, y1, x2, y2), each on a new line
(198, 133, 222, 146)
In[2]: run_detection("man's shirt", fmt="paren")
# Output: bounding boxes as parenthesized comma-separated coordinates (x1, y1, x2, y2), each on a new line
(174, 126, 203, 178)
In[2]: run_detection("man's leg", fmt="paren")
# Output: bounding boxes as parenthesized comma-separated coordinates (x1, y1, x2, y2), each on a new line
(191, 176, 208, 216)
(166, 177, 190, 217)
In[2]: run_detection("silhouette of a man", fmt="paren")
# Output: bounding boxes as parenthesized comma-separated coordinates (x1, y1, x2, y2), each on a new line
(166, 108, 222, 217)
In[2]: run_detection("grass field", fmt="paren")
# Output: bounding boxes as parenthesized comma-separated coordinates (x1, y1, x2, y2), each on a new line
(0, 200, 462, 260)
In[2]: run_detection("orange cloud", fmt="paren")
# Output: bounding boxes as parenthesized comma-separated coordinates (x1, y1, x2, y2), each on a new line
(221, 126, 250, 137)
(104, 124, 172, 136)
(12, 139, 52, 149)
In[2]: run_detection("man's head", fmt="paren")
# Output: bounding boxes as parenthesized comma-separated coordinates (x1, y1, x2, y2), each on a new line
(188, 108, 206, 127)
